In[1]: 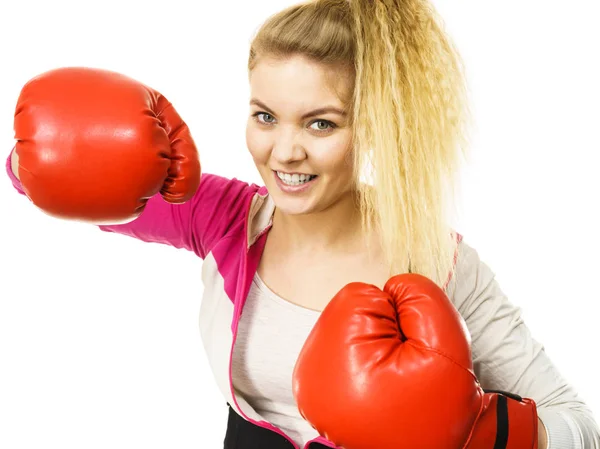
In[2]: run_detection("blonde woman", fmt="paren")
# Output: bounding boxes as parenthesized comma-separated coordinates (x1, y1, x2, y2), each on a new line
(8, 0, 599, 448)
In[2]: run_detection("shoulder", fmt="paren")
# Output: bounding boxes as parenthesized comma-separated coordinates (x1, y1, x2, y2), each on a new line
(185, 174, 268, 257)
(196, 174, 266, 222)
(445, 237, 498, 314)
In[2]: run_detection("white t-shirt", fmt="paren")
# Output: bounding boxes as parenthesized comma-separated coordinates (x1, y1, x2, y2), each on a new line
(231, 272, 321, 447)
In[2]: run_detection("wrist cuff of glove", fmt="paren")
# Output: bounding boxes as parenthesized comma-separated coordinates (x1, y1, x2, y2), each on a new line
(466, 389, 539, 449)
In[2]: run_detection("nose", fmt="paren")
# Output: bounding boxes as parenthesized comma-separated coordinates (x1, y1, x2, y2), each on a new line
(271, 127, 307, 164)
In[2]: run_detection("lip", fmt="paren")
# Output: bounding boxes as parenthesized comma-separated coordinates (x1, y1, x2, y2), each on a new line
(272, 170, 318, 194)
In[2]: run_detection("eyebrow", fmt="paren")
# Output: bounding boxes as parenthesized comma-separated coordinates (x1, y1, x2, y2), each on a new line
(249, 99, 347, 119)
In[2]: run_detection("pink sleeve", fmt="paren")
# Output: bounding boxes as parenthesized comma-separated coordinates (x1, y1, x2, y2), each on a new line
(6, 149, 258, 259)
(6, 147, 27, 197)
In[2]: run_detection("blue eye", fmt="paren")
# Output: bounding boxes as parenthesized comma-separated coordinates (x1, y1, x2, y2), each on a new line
(255, 112, 275, 124)
(310, 120, 333, 131)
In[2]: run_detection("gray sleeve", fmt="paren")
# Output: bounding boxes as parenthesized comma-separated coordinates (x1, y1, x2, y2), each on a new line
(445, 239, 600, 449)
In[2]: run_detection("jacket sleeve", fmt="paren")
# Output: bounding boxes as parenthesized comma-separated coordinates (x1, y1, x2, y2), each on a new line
(6, 148, 258, 259)
(446, 238, 600, 449)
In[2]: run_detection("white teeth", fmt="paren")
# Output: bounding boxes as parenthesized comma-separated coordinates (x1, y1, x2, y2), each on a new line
(276, 171, 316, 186)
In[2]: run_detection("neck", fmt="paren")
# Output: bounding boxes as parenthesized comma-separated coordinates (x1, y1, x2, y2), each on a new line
(271, 190, 367, 255)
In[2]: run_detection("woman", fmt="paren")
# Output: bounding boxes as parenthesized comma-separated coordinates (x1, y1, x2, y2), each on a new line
(8, 0, 599, 448)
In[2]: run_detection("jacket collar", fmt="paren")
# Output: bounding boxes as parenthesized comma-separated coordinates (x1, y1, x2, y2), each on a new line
(247, 185, 275, 248)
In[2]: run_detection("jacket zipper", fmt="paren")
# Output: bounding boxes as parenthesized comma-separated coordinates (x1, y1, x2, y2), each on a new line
(226, 197, 302, 449)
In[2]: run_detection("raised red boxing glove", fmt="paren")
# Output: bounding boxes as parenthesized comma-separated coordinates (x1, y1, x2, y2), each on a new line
(292, 273, 538, 449)
(13, 67, 200, 224)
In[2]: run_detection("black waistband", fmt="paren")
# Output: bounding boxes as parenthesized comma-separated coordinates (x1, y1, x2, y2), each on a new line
(224, 405, 330, 449)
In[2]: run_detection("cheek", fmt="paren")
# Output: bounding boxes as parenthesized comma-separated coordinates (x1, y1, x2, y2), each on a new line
(313, 139, 353, 175)
(245, 123, 270, 164)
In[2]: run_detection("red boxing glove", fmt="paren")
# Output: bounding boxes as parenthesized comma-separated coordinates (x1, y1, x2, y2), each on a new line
(292, 273, 538, 449)
(13, 67, 200, 224)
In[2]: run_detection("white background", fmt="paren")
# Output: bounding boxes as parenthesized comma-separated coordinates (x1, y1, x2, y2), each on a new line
(1, 0, 599, 447)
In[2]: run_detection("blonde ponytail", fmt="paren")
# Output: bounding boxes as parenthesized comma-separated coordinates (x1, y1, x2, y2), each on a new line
(349, 0, 471, 284)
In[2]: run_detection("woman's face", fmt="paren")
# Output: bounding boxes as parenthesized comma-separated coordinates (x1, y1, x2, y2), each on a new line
(246, 55, 355, 216)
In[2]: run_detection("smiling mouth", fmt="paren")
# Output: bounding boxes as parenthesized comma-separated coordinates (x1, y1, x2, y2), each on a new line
(274, 170, 318, 186)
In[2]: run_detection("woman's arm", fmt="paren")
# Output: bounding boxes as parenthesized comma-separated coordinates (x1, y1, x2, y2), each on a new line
(6, 149, 259, 259)
(447, 239, 599, 449)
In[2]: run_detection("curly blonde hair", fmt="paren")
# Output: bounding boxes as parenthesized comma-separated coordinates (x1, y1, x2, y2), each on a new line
(248, 0, 472, 287)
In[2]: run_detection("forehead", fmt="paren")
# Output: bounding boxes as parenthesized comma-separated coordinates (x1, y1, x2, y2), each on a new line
(250, 56, 352, 108)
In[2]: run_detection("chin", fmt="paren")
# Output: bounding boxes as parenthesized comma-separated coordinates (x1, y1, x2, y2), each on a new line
(271, 197, 316, 216)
